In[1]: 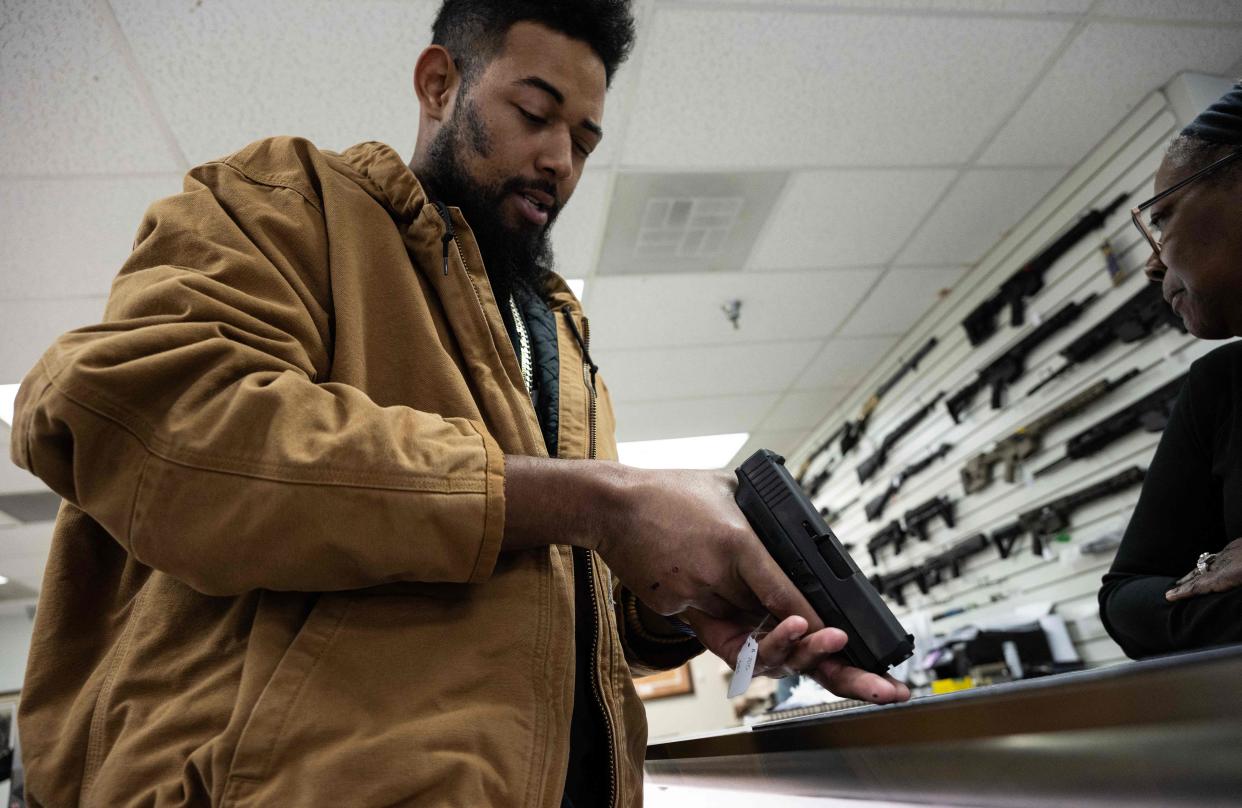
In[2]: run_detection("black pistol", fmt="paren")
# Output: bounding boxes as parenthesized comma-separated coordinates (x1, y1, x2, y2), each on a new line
(734, 449, 915, 674)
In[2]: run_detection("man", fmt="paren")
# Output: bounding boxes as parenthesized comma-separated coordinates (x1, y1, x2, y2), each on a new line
(9, 2, 907, 805)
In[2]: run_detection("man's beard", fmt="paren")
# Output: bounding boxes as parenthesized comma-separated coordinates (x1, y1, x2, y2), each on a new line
(420, 96, 559, 301)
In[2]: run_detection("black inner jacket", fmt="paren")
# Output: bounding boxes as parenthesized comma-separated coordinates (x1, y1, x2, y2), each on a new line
(501, 288, 607, 808)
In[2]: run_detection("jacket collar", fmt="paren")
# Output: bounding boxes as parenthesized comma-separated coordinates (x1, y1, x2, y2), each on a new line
(335, 141, 585, 317)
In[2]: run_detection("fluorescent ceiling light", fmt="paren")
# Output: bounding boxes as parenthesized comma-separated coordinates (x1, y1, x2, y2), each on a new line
(566, 278, 586, 299)
(0, 383, 19, 427)
(617, 432, 749, 470)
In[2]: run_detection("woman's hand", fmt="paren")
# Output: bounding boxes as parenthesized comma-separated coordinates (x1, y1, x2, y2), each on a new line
(1165, 537, 1242, 601)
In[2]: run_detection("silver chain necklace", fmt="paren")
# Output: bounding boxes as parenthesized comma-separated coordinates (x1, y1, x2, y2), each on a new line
(509, 294, 533, 394)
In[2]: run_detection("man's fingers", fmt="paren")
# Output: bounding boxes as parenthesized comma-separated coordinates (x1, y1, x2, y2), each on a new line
(738, 551, 824, 632)
(754, 616, 809, 674)
(812, 659, 910, 704)
(784, 627, 849, 671)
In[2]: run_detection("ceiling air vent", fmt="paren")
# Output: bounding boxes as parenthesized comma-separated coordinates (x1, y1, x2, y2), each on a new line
(598, 171, 787, 275)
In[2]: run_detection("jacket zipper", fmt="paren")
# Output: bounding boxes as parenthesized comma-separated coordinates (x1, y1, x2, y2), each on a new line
(562, 311, 599, 462)
(438, 202, 617, 807)
(563, 309, 614, 808)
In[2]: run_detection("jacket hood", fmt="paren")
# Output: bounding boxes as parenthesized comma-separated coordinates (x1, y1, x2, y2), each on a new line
(335, 141, 584, 316)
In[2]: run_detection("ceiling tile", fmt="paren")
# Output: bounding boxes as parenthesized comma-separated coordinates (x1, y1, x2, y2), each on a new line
(895, 167, 1067, 266)
(793, 336, 901, 391)
(0, 427, 47, 497)
(750, 170, 957, 269)
(980, 22, 1242, 166)
(586, 268, 881, 352)
(611, 393, 779, 442)
(761, 388, 852, 432)
(0, 298, 108, 382)
(621, 9, 1073, 168)
(837, 267, 967, 338)
(551, 170, 611, 282)
(596, 339, 823, 402)
(0, 522, 53, 591)
(0, 0, 183, 175)
(111, 0, 442, 165)
(1093, 0, 1242, 22)
(0, 175, 183, 300)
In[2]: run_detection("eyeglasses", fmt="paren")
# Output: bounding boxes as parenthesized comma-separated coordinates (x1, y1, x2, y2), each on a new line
(1131, 148, 1242, 255)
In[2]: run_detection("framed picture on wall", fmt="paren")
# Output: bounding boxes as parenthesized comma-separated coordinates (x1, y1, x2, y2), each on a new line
(633, 664, 694, 701)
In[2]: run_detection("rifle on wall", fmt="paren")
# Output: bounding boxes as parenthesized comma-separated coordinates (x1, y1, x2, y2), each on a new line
(1027, 283, 1185, 395)
(1035, 374, 1186, 478)
(904, 495, 956, 542)
(856, 393, 945, 484)
(992, 466, 1147, 558)
(959, 369, 1139, 494)
(873, 533, 992, 607)
(961, 193, 1129, 346)
(921, 533, 992, 590)
(947, 294, 1100, 422)
(865, 443, 954, 522)
(839, 337, 940, 456)
(867, 521, 908, 566)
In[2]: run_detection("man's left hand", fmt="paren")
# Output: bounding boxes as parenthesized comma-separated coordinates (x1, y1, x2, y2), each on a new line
(1166, 537, 1242, 601)
(682, 610, 911, 705)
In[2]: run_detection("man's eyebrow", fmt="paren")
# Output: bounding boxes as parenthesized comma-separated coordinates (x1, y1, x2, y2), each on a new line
(514, 76, 604, 139)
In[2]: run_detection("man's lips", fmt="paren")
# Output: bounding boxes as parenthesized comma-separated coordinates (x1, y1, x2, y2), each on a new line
(512, 191, 551, 226)
(1168, 288, 1186, 313)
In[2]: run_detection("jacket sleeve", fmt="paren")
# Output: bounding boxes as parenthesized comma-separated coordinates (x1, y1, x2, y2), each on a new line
(9, 156, 506, 596)
(1099, 360, 1242, 658)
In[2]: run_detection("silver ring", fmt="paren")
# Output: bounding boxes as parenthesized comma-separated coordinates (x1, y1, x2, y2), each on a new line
(1196, 552, 1216, 576)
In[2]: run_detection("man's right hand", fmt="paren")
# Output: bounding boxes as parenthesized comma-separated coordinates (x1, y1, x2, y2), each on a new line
(503, 457, 815, 624)
(594, 467, 810, 623)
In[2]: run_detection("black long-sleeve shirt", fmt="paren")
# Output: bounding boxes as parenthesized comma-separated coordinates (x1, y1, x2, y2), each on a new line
(1099, 340, 1242, 658)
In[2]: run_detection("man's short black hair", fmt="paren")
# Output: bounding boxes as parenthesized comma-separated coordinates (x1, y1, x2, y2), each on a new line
(432, 0, 636, 89)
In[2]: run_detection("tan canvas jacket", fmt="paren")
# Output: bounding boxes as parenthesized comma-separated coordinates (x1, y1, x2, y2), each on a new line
(9, 138, 699, 807)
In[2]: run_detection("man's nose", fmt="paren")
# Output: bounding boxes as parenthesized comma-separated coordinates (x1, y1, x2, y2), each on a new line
(1144, 251, 1166, 283)
(536, 129, 573, 183)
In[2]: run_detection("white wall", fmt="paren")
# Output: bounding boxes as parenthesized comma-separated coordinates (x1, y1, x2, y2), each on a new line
(642, 654, 743, 741)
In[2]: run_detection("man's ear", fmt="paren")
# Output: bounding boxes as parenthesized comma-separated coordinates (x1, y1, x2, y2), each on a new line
(413, 45, 459, 122)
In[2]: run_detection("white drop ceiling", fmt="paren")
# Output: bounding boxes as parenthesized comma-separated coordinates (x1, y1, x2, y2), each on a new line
(2, 0, 1242, 599)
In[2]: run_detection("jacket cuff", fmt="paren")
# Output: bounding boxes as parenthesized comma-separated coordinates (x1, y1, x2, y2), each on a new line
(616, 588, 702, 674)
(466, 423, 506, 584)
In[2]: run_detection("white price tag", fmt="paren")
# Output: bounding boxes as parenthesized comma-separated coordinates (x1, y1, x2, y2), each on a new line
(727, 633, 761, 698)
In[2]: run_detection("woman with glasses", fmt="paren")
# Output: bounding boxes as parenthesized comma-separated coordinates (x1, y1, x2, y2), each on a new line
(1099, 81, 1242, 660)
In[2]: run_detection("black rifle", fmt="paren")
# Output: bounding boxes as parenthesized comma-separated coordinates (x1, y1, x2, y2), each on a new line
(1018, 466, 1146, 555)
(959, 369, 1139, 494)
(867, 520, 908, 566)
(961, 193, 1129, 346)
(1035, 374, 1187, 478)
(734, 450, 914, 673)
(856, 393, 945, 484)
(871, 565, 928, 608)
(1027, 283, 1185, 395)
(922, 533, 991, 589)
(793, 422, 847, 490)
(993, 466, 1147, 558)
(838, 337, 939, 456)
(865, 442, 953, 522)
(946, 294, 1099, 423)
(904, 495, 956, 541)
